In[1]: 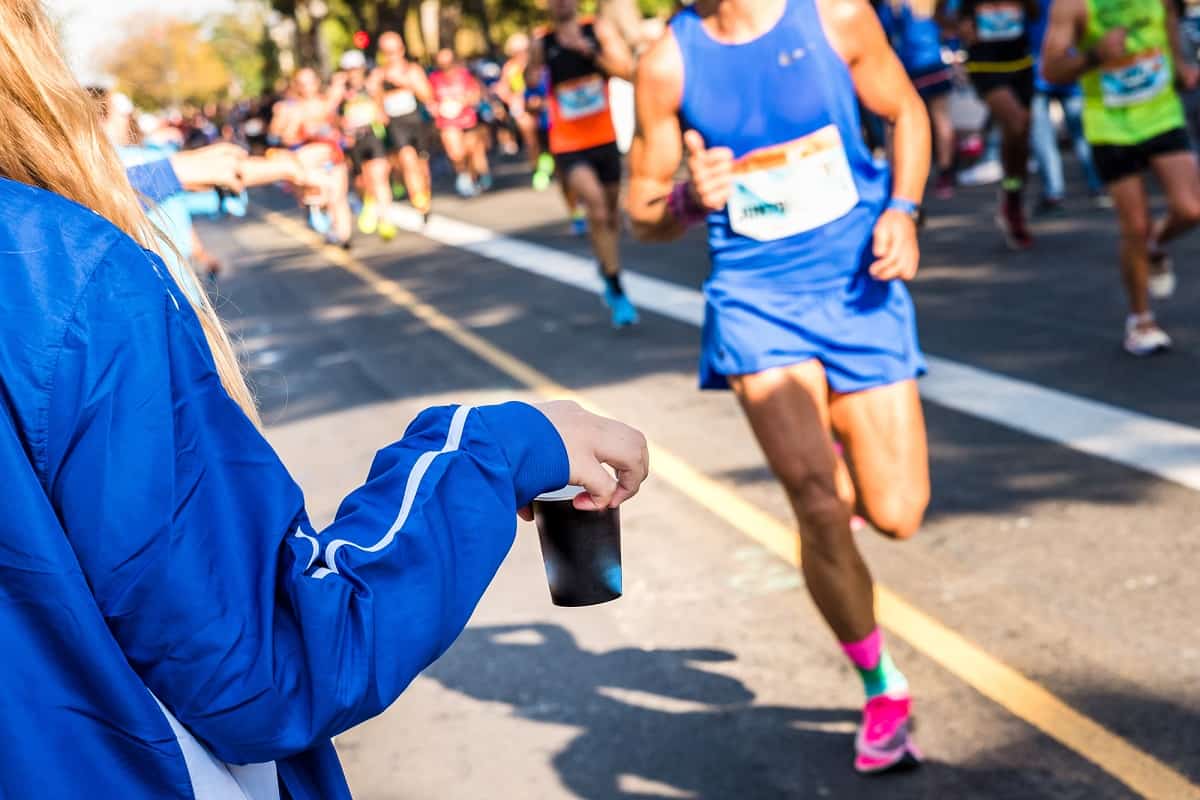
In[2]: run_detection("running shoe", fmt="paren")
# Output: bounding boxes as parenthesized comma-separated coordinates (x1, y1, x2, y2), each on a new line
(308, 206, 332, 236)
(571, 209, 588, 236)
(357, 200, 379, 236)
(455, 172, 477, 198)
(995, 193, 1033, 250)
(854, 693, 923, 775)
(1035, 196, 1066, 217)
(1148, 249, 1176, 299)
(378, 218, 398, 241)
(604, 287, 640, 328)
(392, 182, 407, 201)
(478, 173, 493, 192)
(1090, 190, 1114, 209)
(1124, 314, 1172, 357)
(933, 171, 955, 200)
(532, 152, 555, 191)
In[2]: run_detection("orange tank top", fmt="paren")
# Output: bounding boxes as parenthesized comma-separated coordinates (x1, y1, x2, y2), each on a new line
(542, 21, 617, 153)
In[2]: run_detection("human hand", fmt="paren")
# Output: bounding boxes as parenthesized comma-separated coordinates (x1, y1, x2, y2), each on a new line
(869, 208, 920, 280)
(683, 130, 735, 213)
(170, 143, 247, 193)
(1092, 28, 1127, 65)
(521, 400, 648, 520)
(1178, 61, 1200, 91)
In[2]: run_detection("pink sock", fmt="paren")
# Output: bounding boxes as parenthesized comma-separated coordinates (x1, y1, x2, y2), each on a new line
(841, 628, 882, 670)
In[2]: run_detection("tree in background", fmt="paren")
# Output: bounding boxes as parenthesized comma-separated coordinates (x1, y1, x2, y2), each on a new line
(208, 2, 276, 99)
(104, 16, 230, 109)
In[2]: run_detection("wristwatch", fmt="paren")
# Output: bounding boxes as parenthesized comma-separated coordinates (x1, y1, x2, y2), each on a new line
(886, 197, 924, 226)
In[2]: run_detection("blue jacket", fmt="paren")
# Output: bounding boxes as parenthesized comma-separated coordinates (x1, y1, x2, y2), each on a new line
(0, 177, 569, 799)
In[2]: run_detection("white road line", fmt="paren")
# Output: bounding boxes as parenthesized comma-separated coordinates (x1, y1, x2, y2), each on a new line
(391, 208, 1200, 493)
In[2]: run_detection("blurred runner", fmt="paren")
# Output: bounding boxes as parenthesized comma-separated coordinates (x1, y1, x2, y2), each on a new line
(269, 68, 355, 246)
(629, 0, 931, 773)
(531, 0, 639, 327)
(498, 33, 544, 169)
(337, 50, 398, 241)
(880, 0, 957, 197)
(373, 31, 435, 221)
(430, 49, 492, 197)
(956, 0, 1038, 247)
(1028, 0, 1103, 213)
(1176, 0, 1200, 141)
(1043, 0, 1200, 354)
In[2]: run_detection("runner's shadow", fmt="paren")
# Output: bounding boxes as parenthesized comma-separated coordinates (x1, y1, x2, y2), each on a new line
(426, 623, 1034, 799)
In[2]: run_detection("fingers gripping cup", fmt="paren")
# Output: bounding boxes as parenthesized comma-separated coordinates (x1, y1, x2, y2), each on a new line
(532, 485, 622, 607)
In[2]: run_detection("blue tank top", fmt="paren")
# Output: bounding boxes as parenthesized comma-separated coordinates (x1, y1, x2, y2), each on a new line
(671, 0, 889, 291)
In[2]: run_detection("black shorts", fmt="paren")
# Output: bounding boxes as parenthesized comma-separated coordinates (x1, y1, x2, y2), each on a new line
(554, 142, 622, 186)
(386, 115, 428, 155)
(911, 65, 954, 101)
(1090, 127, 1193, 185)
(348, 127, 388, 167)
(968, 68, 1035, 109)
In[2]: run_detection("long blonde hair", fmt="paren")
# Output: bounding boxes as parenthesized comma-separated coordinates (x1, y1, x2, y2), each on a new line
(0, 0, 259, 424)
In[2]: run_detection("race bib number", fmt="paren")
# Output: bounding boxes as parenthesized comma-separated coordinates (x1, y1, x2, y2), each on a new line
(384, 91, 418, 117)
(1101, 50, 1169, 107)
(439, 99, 464, 119)
(727, 125, 859, 241)
(975, 2, 1025, 41)
(555, 75, 608, 121)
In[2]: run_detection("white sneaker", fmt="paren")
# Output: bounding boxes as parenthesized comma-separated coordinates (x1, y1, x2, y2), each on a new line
(1148, 251, 1176, 300)
(1124, 314, 1172, 356)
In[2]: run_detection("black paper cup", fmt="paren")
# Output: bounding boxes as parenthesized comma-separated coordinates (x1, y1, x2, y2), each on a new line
(532, 485, 622, 607)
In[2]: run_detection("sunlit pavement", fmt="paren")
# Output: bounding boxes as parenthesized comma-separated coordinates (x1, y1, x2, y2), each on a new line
(198, 165, 1200, 800)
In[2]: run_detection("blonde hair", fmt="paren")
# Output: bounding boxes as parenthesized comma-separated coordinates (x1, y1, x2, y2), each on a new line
(0, 0, 259, 424)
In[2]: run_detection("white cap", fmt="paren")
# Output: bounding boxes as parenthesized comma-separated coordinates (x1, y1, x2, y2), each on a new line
(339, 49, 367, 70)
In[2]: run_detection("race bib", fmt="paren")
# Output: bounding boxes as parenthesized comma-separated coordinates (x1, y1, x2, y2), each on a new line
(555, 75, 608, 121)
(975, 2, 1025, 41)
(384, 91, 418, 117)
(1101, 50, 1169, 107)
(439, 99, 464, 119)
(1183, 3, 1200, 49)
(727, 125, 860, 241)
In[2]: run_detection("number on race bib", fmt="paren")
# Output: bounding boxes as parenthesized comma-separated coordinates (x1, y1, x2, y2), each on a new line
(727, 125, 860, 241)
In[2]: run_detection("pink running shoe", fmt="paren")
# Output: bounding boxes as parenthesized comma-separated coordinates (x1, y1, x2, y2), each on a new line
(854, 693, 923, 774)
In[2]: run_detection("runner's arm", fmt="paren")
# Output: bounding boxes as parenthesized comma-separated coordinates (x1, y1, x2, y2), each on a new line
(1165, 0, 1200, 88)
(411, 65, 436, 106)
(1040, 0, 1092, 84)
(594, 17, 636, 81)
(626, 33, 689, 242)
(826, 0, 930, 206)
(526, 37, 546, 89)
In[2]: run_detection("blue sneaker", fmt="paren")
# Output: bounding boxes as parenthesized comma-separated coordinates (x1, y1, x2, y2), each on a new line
(308, 206, 331, 235)
(604, 287, 639, 328)
(477, 173, 493, 192)
(455, 173, 477, 198)
(570, 211, 588, 236)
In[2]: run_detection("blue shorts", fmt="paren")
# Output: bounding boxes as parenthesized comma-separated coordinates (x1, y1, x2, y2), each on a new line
(699, 273, 926, 393)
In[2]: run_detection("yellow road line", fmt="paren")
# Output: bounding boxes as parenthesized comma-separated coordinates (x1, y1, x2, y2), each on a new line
(260, 210, 1199, 800)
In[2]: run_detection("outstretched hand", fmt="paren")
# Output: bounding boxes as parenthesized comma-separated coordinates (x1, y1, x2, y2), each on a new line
(521, 400, 648, 521)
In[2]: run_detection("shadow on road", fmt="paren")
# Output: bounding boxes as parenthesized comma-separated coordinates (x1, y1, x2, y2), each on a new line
(425, 623, 1111, 799)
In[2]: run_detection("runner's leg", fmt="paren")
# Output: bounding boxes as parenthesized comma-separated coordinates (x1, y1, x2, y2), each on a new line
(1108, 173, 1152, 316)
(829, 379, 929, 540)
(728, 362, 876, 641)
(565, 163, 619, 276)
(399, 146, 431, 214)
(1148, 149, 1200, 246)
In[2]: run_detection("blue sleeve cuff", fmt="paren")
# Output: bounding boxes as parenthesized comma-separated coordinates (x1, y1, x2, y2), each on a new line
(125, 158, 183, 207)
(475, 402, 569, 507)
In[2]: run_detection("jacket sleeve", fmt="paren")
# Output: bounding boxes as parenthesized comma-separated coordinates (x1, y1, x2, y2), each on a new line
(42, 239, 569, 764)
(125, 157, 184, 207)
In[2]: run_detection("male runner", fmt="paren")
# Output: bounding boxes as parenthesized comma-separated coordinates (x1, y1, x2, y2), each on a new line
(955, 0, 1039, 247)
(338, 50, 398, 241)
(372, 31, 435, 220)
(628, 0, 931, 773)
(1043, 0, 1200, 354)
(531, 0, 639, 327)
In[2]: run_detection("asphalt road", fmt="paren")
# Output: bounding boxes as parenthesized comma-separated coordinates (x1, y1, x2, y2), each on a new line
(197, 159, 1200, 800)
